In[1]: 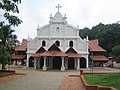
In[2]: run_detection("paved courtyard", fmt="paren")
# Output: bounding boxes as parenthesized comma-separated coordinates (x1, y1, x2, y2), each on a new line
(0, 67, 81, 90)
(0, 66, 120, 90)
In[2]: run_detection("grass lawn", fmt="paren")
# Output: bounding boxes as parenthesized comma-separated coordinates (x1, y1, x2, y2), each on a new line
(83, 73, 120, 90)
(0, 71, 9, 74)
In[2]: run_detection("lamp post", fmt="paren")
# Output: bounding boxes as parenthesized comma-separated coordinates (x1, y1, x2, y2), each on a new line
(91, 50, 94, 77)
(89, 48, 94, 77)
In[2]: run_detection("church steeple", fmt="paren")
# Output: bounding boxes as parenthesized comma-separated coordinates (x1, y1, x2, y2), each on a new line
(56, 4, 61, 12)
(49, 4, 67, 24)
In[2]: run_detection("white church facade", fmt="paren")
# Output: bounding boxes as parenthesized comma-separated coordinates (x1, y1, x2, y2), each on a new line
(26, 5, 89, 71)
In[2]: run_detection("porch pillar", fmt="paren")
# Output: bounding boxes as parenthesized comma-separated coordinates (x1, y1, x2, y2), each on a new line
(61, 57, 65, 71)
(34, 58, 37, 69)
(26, 54, 30, 67)
(86, 55, 89, 68)
(37, 58, 40, 69)
(26, 60, 29, 67)
(77, 58, 80, 70)
(43, 57, 47, 70)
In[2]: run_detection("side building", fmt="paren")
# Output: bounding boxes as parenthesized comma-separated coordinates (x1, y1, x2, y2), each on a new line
(89, 39, 109, 67)
(11, 39, 27, 65)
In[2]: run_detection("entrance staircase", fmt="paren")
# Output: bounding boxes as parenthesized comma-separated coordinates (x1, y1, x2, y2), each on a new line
(104, 60, 113, 67)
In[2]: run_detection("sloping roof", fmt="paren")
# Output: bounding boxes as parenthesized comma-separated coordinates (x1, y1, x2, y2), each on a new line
(36, 47, 46, 53)
(41, 51, 67, 57)
(11, 55, 26, 60)
(65, 47, 80, 57)
(31, 53, 43, 58)
(48, 43, 61, 51)
(90, 55, 109, 61)
(66, 53, 81, 58)
(66, 47, 77, 53)
(31, 47, 46, 57)
(89, 39, 106, 52)
(15, 39, 27, 51)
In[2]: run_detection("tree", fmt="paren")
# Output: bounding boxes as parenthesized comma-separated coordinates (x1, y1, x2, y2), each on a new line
(0, 0, 22, 70)
(79, 22, 120, 62)
(112, 45, 120, 63)
(79, 27, 91, 39)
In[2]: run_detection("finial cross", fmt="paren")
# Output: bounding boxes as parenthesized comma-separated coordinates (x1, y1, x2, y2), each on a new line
(56, 4, 61, 12)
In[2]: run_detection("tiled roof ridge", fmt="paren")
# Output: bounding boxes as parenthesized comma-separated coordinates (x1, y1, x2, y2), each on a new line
(15, 39, 27, 51)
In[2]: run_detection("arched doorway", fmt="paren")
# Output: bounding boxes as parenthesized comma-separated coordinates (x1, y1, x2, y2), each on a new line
(80, 57, 86, 68)
(40, 57, 44, 69)
(68, 58, 75, 69)
(53, 57, 61, 69)
(29, 57, 34, 67)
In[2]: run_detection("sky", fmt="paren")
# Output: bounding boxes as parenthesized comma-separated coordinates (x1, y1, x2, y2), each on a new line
(12, 0, 120, 42)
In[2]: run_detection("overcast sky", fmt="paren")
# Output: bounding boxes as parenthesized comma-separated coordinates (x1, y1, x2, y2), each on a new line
(14, 0, 120, 42)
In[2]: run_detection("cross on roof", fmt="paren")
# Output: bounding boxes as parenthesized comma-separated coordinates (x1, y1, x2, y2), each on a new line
(56, 4, 61, 12)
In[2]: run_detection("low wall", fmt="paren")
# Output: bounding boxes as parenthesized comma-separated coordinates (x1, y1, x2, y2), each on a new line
(80, 75, 117, 90)
(0, 70, 15, 77)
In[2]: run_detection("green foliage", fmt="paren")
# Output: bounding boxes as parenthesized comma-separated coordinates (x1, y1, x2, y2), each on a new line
(79, 27, 91, 39)
(0, 71, 9, 74)
(112, 45, 120, 62)
(0, 0, 22, 26)
(4, 13, 22, 26)
(84, 73, 120, 89)
(0, 0, 21, 70)
(112, 45, 120, 56)
(79, 22, 120, 60)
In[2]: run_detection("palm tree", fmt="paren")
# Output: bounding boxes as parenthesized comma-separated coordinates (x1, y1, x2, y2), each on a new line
(0, 24, 19, 70)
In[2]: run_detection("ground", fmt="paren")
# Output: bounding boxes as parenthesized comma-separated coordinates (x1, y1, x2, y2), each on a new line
(0, 65, 81, 90)
(58, 76, 85, 90)
(0, 65, 120, 90)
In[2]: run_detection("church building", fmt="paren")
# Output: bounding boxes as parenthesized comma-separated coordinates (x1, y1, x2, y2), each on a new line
(26, 4, 89, 71)
(11, 5, 109, 71)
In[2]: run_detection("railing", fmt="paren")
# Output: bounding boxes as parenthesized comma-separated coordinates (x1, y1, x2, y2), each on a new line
(104, 60, 113, 67)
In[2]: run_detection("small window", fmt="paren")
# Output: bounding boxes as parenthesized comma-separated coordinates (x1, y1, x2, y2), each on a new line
(56, 27, 59, 30)
(55, 41, 60, 47)
(69, 41, 73, 47)
(42, 41, 46, 46)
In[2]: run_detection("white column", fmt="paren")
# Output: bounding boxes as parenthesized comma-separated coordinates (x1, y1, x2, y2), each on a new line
(61, 57, 65, 71)
(26, 59, 29, 67)
(86, 36, 89, 68)
(77, 58, 80, 70)
(34, 58, 37, 69)
(43, 57, 47, 70)
(26, 54, 30, 67)
(37, 58, 40, 69)
(86, 55, 89, 68)
(65, 58, 68, 69)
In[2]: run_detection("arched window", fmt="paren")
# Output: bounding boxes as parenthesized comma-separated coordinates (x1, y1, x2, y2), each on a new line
(56, 27, 59, 30)
(69, 41, 73, 47)
(55, 41, 60, 47)
(42, 41, 46, 46)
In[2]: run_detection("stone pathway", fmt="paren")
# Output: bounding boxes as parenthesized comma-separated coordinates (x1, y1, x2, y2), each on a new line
(1, 66, 120, 90)
(0, 69, 80, 90)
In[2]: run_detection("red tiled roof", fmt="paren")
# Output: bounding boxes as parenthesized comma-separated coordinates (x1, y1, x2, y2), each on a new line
(41, 51, 67, 57)
(66, 53, 81, 58)
(15, 39, 27, 51)
(89, 40, 106, 52)
(90, 55, 109, 61)
(11, 55, 26, 60)
(31, 53, 43, 57)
